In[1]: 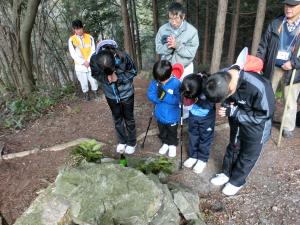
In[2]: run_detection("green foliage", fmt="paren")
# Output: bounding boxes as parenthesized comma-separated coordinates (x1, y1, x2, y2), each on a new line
(275, 90, 283, 99)
(135, 156, 175, 175)
(2, 84, 76, 130)
(70, 140, 103, 166)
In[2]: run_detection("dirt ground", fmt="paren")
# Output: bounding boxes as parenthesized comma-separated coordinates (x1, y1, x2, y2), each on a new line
(0, 77, 299, 225)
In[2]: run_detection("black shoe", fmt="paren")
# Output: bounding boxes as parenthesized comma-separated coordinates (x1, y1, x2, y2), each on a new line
(84, 92, 90, 101)
(282, 129, 293, 138)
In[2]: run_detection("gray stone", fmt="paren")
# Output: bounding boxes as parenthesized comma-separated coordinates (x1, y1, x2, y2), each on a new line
(15, 163, 180, 225)
(148, 174, 181, 225)
(173, 190, 200, 220)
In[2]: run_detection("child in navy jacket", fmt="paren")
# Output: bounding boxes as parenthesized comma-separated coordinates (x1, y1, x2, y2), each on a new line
(181, 74, 216, 173)
(147, 60, 181, 157)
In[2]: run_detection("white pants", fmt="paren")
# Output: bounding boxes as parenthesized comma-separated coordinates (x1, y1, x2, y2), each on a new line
(180, 62, 194, 119)
(273, 67, 300, 131)
(76, 71, 98, 93)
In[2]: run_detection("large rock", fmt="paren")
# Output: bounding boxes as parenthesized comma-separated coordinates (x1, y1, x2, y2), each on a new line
(14, 163, 180, 225)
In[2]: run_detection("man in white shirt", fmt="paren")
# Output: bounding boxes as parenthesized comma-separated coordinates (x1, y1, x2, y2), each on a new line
(68, 19, 99, 101)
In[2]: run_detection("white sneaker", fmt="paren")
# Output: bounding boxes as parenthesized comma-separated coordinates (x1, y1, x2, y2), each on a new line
(222, 183, 243, 196)
(183, 158, 198, 168)
(168, 145, 177, 158)
(116, 144, 126, 153)
(193, 160, 207, 174)
(159, 144, 169, 155)
(125, 145, 136, 154)
(210, 173, 229, 186)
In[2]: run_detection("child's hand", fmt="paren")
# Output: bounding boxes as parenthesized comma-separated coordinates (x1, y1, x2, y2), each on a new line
(107, 72, 118, 83)
(218, 107, 228, 117)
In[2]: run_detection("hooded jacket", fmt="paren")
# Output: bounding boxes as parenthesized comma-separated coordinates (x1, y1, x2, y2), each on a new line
(147, 76, 181, 124)
(90, 52, 137, 101)
(257, 15, 300, 85)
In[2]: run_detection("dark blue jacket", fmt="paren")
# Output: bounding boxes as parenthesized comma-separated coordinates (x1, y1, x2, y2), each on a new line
(147, 76, 181, 124)
(257, 15, 300, 85)
(90, 53, 137, 102)
(225, 71, 275, 143)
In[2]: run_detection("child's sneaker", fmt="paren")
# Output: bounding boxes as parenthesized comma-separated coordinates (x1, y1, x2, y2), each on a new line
(125, 145, 136, 154)
(210, 173, 229, 186)
(192, 160, 207, 174)
(116, 144, 126, 153)
(183, 158, 198, 168)
(222, 183, 243, 196)
(168, 145, 177, 157)
(159, 144, 169, 155)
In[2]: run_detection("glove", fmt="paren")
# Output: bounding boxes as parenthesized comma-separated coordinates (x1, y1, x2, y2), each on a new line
(157, 83, 166, 100)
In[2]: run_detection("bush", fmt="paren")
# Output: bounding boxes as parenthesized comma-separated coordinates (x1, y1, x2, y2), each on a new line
(2, 84, 76, 129)
(135, 156, 175, 175)
(70, 140, 103, 166)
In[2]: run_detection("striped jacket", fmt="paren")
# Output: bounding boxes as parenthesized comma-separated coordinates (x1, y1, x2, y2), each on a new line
(225, 71, 275, 144)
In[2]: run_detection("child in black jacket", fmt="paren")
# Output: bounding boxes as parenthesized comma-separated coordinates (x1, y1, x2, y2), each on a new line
(204, 67, 275, 196)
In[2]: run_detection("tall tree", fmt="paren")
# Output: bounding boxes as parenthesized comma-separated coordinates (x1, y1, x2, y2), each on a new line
(120, 0, 134, 58)
(152, 0, 159, 60)
(131, 0, 142, 70)
(202, 0, 210, 65)
(0, 0, 41, 96)
(210, 0, 228, 74)
(227, 0, 240, 64)
(195, 0, 201, 66)
(251, 0, 267, 55)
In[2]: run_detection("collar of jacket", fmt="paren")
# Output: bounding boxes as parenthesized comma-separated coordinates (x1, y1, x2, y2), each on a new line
(165, 21, 188, 37)
(271, 15, 285, 36)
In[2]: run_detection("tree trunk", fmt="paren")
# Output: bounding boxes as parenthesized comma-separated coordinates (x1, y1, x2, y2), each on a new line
(152, 0, 159, 61)
(202, 0, 209, 65)
(251, 0, 267, 55)
(132, 0, 142, 70)
(210, 0, 228, 74)
(128, 0, 137, 62)
(120, 0, 135, 58)
(227, 0, 240, 64)
(195, 0, 200, 66)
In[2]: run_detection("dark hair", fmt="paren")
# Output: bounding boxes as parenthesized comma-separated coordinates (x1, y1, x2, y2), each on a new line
(153, 60, 172, 82)
(97, 50, 115, 76)
(204, 71, 231, 103)
(168, 2, 185, 16)
(72, 19, 83, 29)
(181, 74, 204, 99)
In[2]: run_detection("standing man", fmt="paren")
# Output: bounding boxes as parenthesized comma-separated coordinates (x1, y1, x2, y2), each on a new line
(68, 19, 99, 101)
(257, 0, 300, 138)
(155, 2, 199, 79)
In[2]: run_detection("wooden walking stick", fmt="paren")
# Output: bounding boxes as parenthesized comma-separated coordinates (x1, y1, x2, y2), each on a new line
(277, 47, 300, 146)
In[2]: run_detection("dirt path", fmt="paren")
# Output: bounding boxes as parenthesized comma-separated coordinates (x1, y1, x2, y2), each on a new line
(0, 77, 299, 225)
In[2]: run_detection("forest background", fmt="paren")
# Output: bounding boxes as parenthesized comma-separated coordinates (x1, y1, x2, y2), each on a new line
(0, 0, 283, 128)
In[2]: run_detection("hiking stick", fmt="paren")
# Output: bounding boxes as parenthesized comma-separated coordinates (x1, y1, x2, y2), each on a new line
(180, 95, 184, 169)
(141, 111, 153, 148)
(277, 47, 300, 146)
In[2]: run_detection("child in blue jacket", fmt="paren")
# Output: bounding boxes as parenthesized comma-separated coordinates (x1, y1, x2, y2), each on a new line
(181, 74, 216, 173)
(147, 60, 181, 157)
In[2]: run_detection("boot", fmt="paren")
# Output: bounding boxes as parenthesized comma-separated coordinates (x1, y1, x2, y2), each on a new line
(84, 92, 90, 101)
(93, 90, 100, 100)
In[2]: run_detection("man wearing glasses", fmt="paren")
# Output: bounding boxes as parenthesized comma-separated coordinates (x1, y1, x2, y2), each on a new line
(155, 2, 199, 81)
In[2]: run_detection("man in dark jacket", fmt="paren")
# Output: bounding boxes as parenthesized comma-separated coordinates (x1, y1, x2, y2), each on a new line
(257, 0, 300, 138)
(205, 68, 275, 196)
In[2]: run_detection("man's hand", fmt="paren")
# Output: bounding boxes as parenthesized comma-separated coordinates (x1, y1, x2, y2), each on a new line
(228, 69, 239, 96)
(281, 61, 293, 70)
(167, 35, 176, 48)
(218, 107, 228, 117)
(107, 71, 118, 83)
(83, 61, 90, 68)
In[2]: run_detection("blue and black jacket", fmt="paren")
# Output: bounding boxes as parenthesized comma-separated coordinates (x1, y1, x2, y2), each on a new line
(225, 71, 275, 143)
(147, 76, 181, 124)
(90, 52, 137, 102)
